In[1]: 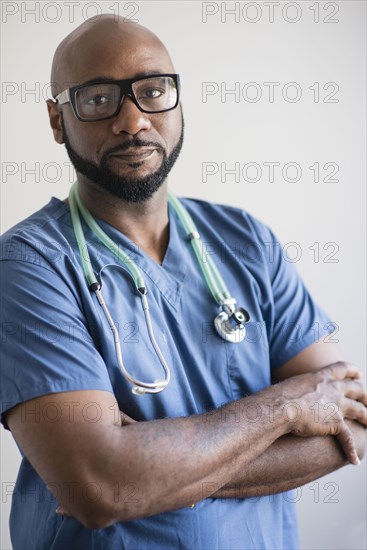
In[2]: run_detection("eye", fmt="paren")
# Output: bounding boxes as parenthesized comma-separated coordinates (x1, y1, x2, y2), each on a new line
(87, 94, 111, 106)
(139, 87, 165, 100)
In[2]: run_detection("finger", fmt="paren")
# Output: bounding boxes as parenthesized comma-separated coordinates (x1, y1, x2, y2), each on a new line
(342, 398, 367, 426)
(56, 506, 71, 516)
(328, 362, 362, 381)
(343, 380, 367, 407)
(335, 422, 360, 465)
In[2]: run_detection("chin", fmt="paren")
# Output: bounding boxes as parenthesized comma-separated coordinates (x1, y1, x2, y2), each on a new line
(110, 156, 161, 172)
(111, 162, 163, 181)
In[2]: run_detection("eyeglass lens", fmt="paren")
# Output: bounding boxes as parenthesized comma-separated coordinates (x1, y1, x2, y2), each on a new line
(74, 76, 178, 119)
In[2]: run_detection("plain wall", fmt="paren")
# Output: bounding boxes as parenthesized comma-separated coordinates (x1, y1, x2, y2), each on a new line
(1, 1, 366, 548)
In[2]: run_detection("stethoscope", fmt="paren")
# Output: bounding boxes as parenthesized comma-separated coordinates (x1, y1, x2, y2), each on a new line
(69, 183, 250, 395)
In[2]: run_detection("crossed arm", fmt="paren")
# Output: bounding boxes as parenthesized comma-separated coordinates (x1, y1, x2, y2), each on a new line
(213, 341, 366, 499)
(6, 341, 367, 529)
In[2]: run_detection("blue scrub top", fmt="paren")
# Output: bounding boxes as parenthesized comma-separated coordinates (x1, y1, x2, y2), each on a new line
(0, 195, 334, 549)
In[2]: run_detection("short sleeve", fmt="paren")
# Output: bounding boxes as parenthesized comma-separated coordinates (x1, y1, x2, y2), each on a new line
(253, 222, 336, 370)
(0, 258, 114, 430)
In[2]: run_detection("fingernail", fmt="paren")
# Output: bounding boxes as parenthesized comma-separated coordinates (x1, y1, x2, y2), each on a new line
(355, 457, 361, 465)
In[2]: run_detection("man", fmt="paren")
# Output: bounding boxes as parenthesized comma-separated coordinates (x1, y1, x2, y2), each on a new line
(0, 15, 366, 550)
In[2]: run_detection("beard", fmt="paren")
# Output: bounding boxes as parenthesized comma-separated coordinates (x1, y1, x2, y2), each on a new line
(61, 111, 184, 203)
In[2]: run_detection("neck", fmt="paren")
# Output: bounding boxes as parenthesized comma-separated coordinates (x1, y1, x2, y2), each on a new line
(77, 177, 170, 264)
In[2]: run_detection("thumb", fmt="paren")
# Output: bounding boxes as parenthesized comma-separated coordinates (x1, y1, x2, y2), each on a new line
(56, 506, 71, 516)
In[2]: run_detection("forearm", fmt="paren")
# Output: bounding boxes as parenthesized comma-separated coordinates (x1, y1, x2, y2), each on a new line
(90, 391, 289, 526)
(212, 420, 366, 499)
(9, 387, 295, 529)
(14, 363, 364, 529)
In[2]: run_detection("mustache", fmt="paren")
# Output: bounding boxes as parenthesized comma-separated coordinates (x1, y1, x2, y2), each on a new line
(105, 138, 165, 156)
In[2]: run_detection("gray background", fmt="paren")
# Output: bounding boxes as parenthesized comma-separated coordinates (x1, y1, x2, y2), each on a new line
(1, 1, 366, 548)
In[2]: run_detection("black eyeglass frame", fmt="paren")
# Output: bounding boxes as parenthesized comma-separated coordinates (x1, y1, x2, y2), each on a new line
(55, 73, 181, 122)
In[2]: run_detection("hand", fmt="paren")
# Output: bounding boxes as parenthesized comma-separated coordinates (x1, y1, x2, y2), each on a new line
(277, 362, 367, 464)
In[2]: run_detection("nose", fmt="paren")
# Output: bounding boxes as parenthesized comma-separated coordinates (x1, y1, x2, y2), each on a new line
(111, 95, 151, 136)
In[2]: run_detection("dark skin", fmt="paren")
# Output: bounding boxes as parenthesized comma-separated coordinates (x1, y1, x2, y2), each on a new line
(7, 16, 366, 529)
(47, 17, 181, 263)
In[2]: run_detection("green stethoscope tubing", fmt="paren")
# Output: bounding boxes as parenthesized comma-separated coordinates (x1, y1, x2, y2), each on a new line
(167, 192, 232, 304)
(70, 184, 145, 290)
(70, 183, 231, 303)
(69, 183, 249, 395)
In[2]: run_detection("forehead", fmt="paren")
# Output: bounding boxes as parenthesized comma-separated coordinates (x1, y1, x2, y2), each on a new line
(58, 23, 174, 88)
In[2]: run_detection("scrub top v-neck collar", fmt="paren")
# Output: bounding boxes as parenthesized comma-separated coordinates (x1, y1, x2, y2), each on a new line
(88, 200, 191, 310)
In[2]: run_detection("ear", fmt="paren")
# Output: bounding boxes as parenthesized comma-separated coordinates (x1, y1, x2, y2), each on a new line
(46, 100, 64, 144)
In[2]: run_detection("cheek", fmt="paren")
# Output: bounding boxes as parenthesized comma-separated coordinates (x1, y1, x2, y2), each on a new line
(158, 108, 182, 152)
(65, 116, 105, 161)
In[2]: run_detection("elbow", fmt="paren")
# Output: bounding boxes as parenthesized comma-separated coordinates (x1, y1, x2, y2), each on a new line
(79, 512, 116, 531)
(57, 490, 119, 530)
(57, 474, 154, 528)
(74, 501, 118, 530)
(72, 489, 142, 529)
(77, 506, 142, 530)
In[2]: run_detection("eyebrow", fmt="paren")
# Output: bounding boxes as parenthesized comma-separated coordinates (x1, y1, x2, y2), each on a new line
(79, 71, 166, 87)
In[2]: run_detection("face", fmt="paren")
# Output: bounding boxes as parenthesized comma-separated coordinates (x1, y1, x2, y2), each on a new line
(61, 111, 184, 203)
(50, 25, 184, 203)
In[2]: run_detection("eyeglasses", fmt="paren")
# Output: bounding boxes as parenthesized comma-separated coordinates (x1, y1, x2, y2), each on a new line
(55, 74, 180, 122)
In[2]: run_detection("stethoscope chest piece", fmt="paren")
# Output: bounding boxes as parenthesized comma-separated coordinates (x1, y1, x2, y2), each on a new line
(214, 306, 250, 343)
(69, 182, 252, 394)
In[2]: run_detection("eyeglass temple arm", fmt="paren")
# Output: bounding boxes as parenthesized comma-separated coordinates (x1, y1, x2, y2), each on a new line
(55, 89, 70, 104)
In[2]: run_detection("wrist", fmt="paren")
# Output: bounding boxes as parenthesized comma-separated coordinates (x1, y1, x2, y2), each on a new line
(240, 387, 293, 439)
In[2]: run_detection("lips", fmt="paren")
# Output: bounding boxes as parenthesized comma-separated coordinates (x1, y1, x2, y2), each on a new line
(109, 147, 156, 163)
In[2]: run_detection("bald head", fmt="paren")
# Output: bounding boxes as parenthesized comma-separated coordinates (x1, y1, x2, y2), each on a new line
(50, 16, 174, 98)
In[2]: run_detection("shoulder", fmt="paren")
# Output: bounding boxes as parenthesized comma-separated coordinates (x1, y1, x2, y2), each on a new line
(0, 198, 73, 268)
(178, 196, 275, 245)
